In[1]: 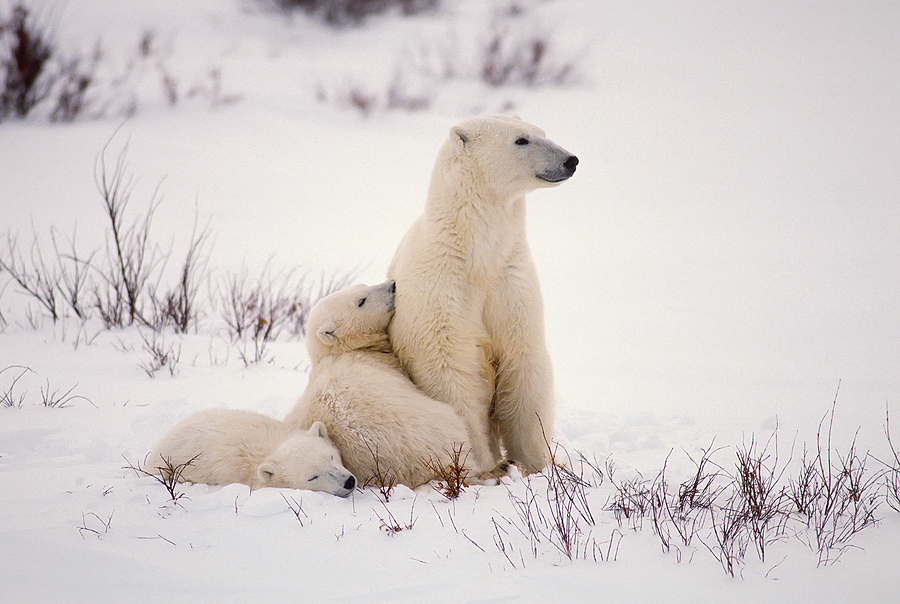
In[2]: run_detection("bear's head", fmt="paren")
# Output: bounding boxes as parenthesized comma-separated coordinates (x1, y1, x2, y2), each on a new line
(256, 421, 356, 497)
(442, 115, 578, 201)
(306, 280, 396, 362)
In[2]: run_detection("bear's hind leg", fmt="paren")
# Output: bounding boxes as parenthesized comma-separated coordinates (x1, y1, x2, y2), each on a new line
(408, 353, 499, 473)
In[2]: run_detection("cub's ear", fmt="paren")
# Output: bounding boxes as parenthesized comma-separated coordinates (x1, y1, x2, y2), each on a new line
(258, 462, 277, 484)
(309, 421, 329, 440)
(452, 126, 469, 147)
(316, 322, 338, 346)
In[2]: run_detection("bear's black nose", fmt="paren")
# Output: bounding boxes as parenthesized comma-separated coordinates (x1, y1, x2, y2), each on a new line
(564, 155, 579, 174)
(344, 475, 357, 491)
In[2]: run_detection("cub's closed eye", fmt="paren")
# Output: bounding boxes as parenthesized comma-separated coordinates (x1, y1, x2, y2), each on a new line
(356, 297, 367, 308)
(307, 475, 319, 482)
(515, 137, 529, 146)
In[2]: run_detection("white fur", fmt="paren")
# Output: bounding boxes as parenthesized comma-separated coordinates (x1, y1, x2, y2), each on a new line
(147, 409, 356, 496)
(386, 115, 577, 473)
(285, 282, 476, 488)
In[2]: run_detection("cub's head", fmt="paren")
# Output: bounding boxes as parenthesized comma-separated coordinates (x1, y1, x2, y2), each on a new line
(444, 115, 578, 200)
(257, 422, 356, 497)
(306, 280, 396, 362)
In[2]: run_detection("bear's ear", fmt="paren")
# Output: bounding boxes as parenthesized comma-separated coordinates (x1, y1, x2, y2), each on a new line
(309, 421, 329, 440)
(316, 322, 338, 346)
(258, 462, 277, 485)
(452, 126, 469, 147)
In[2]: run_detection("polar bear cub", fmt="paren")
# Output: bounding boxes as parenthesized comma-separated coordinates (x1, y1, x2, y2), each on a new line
(146, 409, 356, 496)
(285, 281, 489, 489)
(387, 115, 577, 474)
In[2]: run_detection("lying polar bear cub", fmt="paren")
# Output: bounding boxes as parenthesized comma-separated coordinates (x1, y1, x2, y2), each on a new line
(285, 281, 513, 488)
(146, 409, 356, 497)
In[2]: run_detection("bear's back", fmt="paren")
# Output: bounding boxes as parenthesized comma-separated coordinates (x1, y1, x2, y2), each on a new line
(148, 409, 291, 486)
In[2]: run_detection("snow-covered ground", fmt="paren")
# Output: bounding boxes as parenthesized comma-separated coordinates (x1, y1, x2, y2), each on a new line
(2, 1, 899, 601)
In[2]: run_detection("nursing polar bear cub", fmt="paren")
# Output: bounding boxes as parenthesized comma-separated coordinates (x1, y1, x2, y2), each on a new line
(387, 115, 577, 474)
(285, 281, 502, 488)
(147, 409, 356, 496)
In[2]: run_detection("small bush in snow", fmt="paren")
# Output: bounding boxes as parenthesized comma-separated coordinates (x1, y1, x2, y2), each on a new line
(0, 4, 235, 122)
(648, 446, 724, 557)
(138, 330, 181, 378)
(478, 4, 577, 89)
(78, 510, 113, 539)
(268, 0, 439, 27)
(0, 2, 103, 123)
(607, 473, 653, 530)
(0, 231, 62, 322)
(49, 42, 100, 122)
(806, 400, 882, 566)
(1, 365, 89, 409)
(39, 378, 87, 408)
(883, 408, 900, 513)
(376, 497, 417, 534)
(216, 262, 357, 366)
(130, 454, 198, 503)
(0, 3, 53, 120)
(0, 365, 31, 408)
(1, 140, 362, 347)
(425, 444, 470, 500)
(732, 434, 791, 563)
(315, 1, 580, 116)
(362, 440, 399, 502)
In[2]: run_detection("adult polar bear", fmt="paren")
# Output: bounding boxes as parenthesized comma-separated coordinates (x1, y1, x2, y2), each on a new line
(388, 115, 577, 474)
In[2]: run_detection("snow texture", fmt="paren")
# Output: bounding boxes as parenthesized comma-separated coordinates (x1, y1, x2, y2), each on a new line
(1, 1, 899, 602)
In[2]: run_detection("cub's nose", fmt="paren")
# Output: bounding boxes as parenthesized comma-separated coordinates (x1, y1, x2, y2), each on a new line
(344, 475, 357, 491)
(564, 155, 579, 174)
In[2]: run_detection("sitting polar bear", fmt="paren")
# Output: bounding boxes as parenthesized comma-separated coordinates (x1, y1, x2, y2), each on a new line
(146, 409, 356, 496)
(387, 115, 577, 474)
(285, 281, 507, 488)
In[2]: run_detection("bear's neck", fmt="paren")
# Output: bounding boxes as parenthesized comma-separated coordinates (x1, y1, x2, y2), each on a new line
(312, 347, 401, 374)
(424, 164, 527, 273)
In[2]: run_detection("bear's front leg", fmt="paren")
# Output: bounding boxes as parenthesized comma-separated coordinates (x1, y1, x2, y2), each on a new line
(486, 256, 555, 474)
(493, 350, 554, 474)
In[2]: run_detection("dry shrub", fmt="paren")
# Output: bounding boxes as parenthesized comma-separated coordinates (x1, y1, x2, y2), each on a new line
(269, 0, 438, 27)
(883, 408, 900, 513)
(478, 1, 578, 88)
(361, 440, 398, 502)
(425, 444, 469, 500)
(376, 497, 417, 534)
(0, 3, 53, 119)
(0, 365, 31, 408)
(733, 434, 791, 562)
(127, 454, 199, 503)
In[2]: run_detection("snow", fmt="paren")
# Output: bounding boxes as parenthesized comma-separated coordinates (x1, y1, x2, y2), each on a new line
(2, 0, 899, 602)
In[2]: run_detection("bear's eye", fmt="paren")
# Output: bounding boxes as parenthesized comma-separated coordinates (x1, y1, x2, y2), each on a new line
(356, 297, 367, 308)
(515, 137, 529, 146)
(307, 474, 319, 482)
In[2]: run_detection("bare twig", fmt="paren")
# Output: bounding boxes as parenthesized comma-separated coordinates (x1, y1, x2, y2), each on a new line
(138, 329, 180, 377)
(93, 140, 164, 328)
(376, 496, 416, 535)
(40, 379, 90, 408)
(282, 494, 308, 527)
(1, 365, 33, 408)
